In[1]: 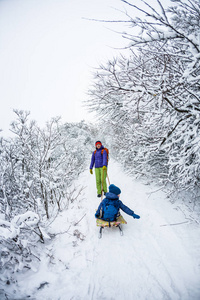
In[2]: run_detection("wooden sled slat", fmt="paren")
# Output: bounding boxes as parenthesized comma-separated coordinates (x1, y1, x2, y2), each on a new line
(96, 214, 127, 227)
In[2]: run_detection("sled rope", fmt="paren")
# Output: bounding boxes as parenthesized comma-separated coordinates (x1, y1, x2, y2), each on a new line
(101, 170, 110, 201)
(107, 172, 110, 186)
(101, 169, 105, 201)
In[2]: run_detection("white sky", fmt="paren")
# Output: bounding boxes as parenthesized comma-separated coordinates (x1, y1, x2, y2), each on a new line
(0, 0, 129, 136)
(0, 0, 171, 136)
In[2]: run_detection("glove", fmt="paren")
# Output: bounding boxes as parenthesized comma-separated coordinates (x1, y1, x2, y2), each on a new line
(133, 213, 140, 219)
(102, 166, 107, 171)
(90, 169, 93, 174)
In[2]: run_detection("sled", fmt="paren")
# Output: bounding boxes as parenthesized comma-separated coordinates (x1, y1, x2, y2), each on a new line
(96, 214, 127, 238)
(96, 214, 127, 227)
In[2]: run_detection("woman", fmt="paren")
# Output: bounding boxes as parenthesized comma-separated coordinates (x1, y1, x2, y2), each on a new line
(90, 141, 108, 197)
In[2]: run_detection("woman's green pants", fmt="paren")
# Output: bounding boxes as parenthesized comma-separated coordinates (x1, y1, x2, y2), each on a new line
(95, 167, 107, 195)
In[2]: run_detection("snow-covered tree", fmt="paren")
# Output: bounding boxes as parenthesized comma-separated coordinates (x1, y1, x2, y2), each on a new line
(0, 110, 95, 284)
(0, 110, 93, 220)
(87, 0, 200, 190)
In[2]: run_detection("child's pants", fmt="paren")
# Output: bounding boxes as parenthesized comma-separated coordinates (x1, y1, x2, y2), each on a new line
(95, 167, 107, 195)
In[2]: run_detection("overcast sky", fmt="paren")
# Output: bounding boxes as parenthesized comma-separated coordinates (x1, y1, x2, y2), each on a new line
(0, 0, 171, 137)
(0, 0, 128, 136)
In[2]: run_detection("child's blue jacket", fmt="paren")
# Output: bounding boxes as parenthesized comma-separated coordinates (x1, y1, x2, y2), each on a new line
(95, 192, 135, 219)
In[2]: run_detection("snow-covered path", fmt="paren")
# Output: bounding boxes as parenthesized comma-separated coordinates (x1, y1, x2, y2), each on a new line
(78, 161, 200, 300)
(17, 160, 200, 300)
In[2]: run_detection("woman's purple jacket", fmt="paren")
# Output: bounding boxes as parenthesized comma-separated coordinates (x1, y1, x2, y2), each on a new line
(90, 145, 107, 169)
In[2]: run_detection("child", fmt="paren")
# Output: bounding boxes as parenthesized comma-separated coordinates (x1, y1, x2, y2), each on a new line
(95, 184, 140, 221)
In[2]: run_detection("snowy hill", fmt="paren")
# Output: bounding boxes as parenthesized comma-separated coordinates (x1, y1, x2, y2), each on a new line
(2, 161, 200, 300)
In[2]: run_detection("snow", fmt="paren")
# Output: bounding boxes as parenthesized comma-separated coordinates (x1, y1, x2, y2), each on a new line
(12, 211, 40, 228)
(0, 211, 40, 241)
(2, 160, 200, 299)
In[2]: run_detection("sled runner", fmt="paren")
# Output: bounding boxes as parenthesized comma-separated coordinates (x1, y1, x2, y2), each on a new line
(96, 214, 127, 238)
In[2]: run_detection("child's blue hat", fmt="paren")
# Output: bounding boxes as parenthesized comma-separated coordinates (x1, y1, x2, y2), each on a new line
(109, 184, 121, 195)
